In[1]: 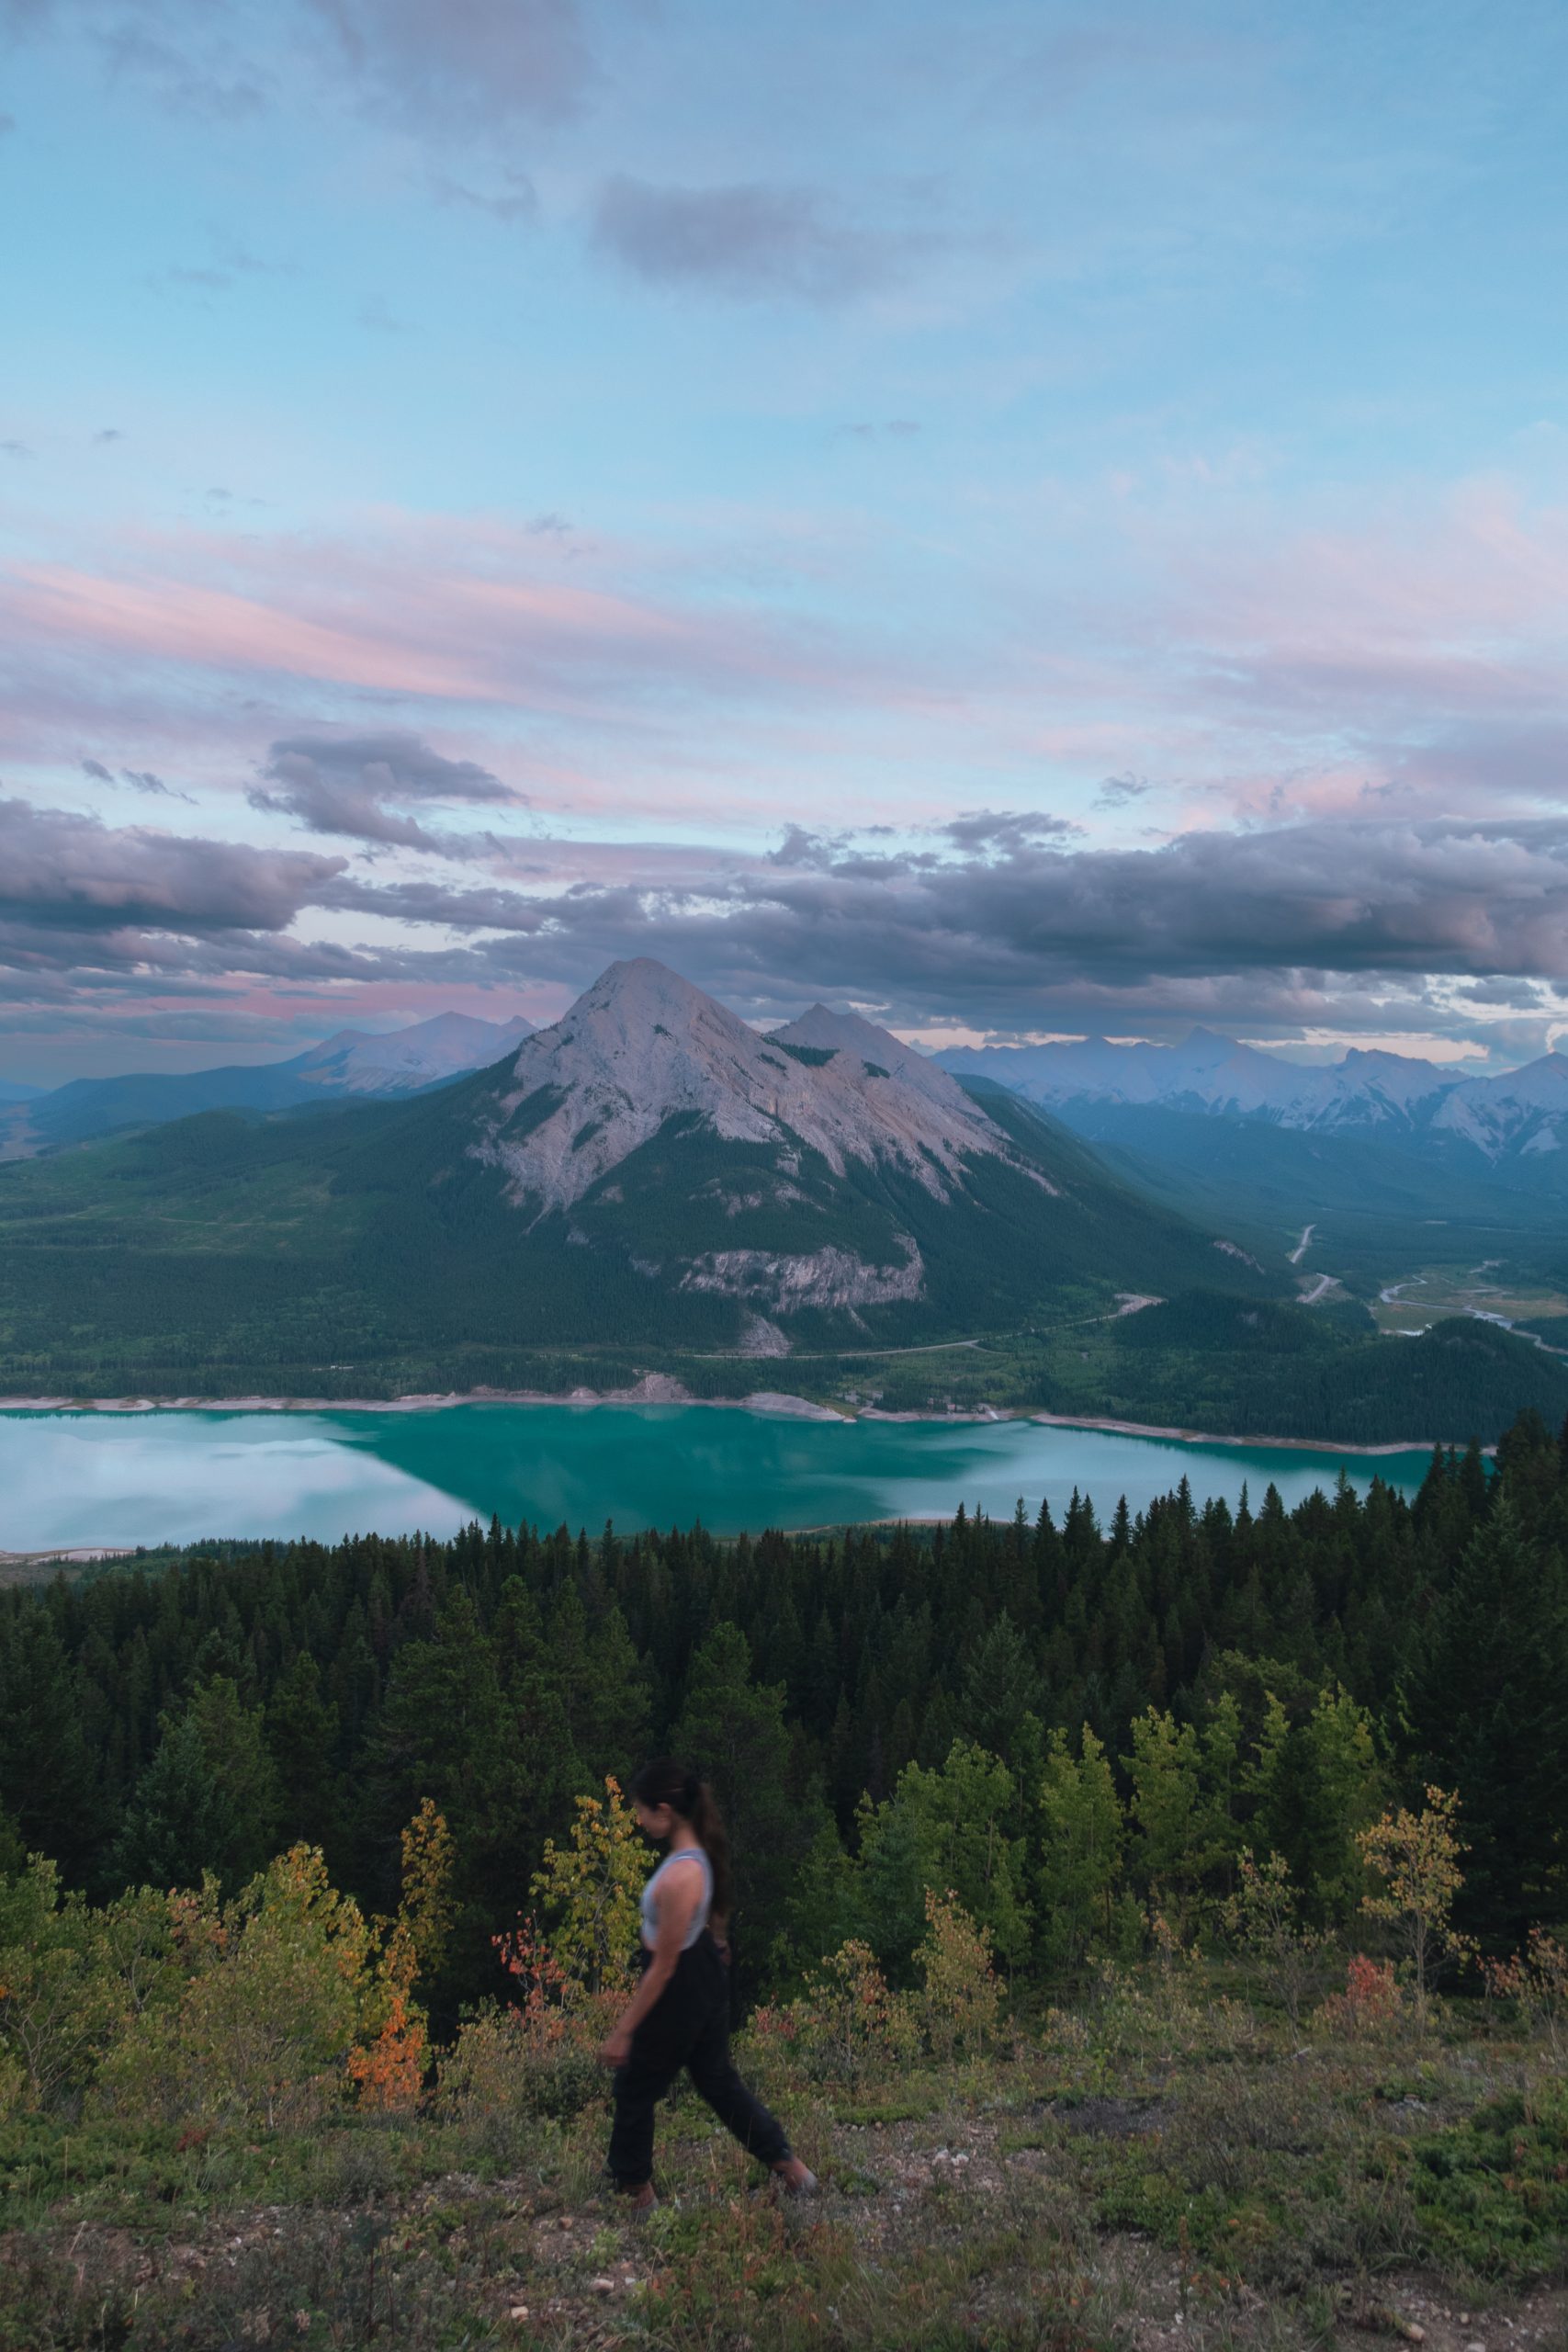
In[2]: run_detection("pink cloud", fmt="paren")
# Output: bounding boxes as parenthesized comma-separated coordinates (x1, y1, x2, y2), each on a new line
(1, 511, 948, 728)
(6, 562, 512, 703)
(6, 462, 1568, 870)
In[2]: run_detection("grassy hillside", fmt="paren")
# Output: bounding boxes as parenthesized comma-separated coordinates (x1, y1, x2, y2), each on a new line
(4, 1955, 1563, 2352)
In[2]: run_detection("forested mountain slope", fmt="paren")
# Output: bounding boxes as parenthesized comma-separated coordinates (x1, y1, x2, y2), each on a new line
(0, 960, 1275, 1396)
(938, 1032, 1568, 1282)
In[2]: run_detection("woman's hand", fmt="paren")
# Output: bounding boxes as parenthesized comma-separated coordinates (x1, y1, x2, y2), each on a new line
(599, 2028, 633, 2068)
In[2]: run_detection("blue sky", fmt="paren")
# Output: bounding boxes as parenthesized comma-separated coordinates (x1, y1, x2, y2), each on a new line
(3, 0, 1568, 1078)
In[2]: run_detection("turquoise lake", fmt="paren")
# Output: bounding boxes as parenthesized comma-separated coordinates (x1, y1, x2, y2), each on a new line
(0, 1404, 1435, 1552)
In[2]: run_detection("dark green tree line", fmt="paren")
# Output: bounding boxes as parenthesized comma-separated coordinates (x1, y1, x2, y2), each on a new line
(3, 1411, 1565, 2000)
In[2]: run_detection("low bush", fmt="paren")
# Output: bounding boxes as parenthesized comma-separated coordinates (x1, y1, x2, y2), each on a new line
(440, 1994, 606, 2123)
(1410, 2082, 1568, 2279)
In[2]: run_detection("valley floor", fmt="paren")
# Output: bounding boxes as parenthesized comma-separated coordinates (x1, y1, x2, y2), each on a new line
(5, 1977, 1564, 2351)
(5, 1264, 1568, 1443)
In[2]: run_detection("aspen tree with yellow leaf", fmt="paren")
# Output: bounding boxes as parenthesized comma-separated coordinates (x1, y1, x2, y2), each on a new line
(1358, 1785, 1476, 2031)
(528, 1777, 646, 2002)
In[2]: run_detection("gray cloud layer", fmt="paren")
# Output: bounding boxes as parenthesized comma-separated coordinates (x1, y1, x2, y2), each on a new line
(7, 0, 592, 132)
(0, 796, 344, 934)
(7, 773, 1568, 1053)
(321, 811, 1568, 1033)
(245, 729, 521, 853)
(303, 0, 592, 133)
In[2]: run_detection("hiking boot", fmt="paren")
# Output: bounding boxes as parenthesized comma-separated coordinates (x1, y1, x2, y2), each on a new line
(771, 2157, 818, 2196)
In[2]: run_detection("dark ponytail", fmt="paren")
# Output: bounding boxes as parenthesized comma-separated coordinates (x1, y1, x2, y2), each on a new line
(630, 1758, 734, 1919)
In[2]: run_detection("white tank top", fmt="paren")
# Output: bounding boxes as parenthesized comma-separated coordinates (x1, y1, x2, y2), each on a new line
(639, 1846, 713, 1951)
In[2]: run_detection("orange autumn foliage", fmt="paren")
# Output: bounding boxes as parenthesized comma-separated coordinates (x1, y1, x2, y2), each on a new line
(346, 1799, 454, 2111)
(346, 1983, 427, 2109)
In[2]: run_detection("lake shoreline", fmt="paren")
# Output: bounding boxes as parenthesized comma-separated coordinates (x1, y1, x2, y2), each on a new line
(0, 1386, 1456, 1453)
(1026, 1409, 1450, 1458)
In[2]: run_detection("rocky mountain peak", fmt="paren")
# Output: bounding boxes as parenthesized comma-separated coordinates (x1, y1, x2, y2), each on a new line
(298, 1009, 535, 1093)
(476, 959, 1014, 1214)
(770, 1004, 961, 1107)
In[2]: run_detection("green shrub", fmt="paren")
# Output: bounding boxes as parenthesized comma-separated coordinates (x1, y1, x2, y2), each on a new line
(438, 1998, 605, 2122)
(1410, 2085, 1568, 2279)
(96, 1850, 367, 2132)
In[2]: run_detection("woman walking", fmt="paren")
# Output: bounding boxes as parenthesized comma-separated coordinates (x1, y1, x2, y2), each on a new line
(600, 1758, 815, 2211)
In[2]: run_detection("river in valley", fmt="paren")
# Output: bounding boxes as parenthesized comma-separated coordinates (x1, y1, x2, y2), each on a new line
(0, 1402, 1435, 1554)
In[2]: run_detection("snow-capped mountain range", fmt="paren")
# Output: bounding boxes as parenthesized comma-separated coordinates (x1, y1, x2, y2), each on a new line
(288, 1011, 536, 1097)
(936, 1029, 1568, 1163)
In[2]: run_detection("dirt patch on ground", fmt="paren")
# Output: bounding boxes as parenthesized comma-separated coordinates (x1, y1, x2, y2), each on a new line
(1048, 2095, 1166, 2140)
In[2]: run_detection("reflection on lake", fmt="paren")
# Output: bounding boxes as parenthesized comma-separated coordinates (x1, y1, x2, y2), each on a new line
(0, 1403, 1435, 1553)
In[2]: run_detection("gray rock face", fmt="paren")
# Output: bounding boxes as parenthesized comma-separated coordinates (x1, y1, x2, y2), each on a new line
(473, 959, 1020, 1215)
(680, 1238, 926, 1314)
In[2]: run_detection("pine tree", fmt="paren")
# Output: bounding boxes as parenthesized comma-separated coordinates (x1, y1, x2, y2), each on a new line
(0, 1609, 99, 1883)
(581, 1606, 651, 1784)
(265, 1652, 342, 1855)
(673, 1622, 804, 1966)
(368, 1593, 529, 1965)
(1037, 1725, 1126, 1972)
(1247, 1686, 1380, 1927)
(114, 1674, 281, 1893)
(1399, 1498, 1568, 1944)
(957, 1611, 1043, 1768)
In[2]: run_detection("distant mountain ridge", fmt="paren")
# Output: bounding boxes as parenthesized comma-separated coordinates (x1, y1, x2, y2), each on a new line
(0, 958, 1279, 1393)
(0, 1010, 535, 1159)
(3, 956, 1562, 1438)
(937, 1028, 1568, 1164)
(288, 1011, 536, 1097)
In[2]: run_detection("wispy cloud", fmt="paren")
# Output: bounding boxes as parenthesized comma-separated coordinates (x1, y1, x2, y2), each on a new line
(431, 167, 536, 224)
(591, 176, 918, 303)
(302, 0, 593, 135)
(82, 756, 195, 803)
(1094, 774, 1152, 810)
(0, 512, 940, 735)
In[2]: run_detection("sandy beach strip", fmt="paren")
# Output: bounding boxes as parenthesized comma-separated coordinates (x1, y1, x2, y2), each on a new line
(0, 1390, 1463, 1450)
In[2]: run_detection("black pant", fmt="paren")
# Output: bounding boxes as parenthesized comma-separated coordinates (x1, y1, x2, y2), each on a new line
(607, 1932, 791, 2188)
